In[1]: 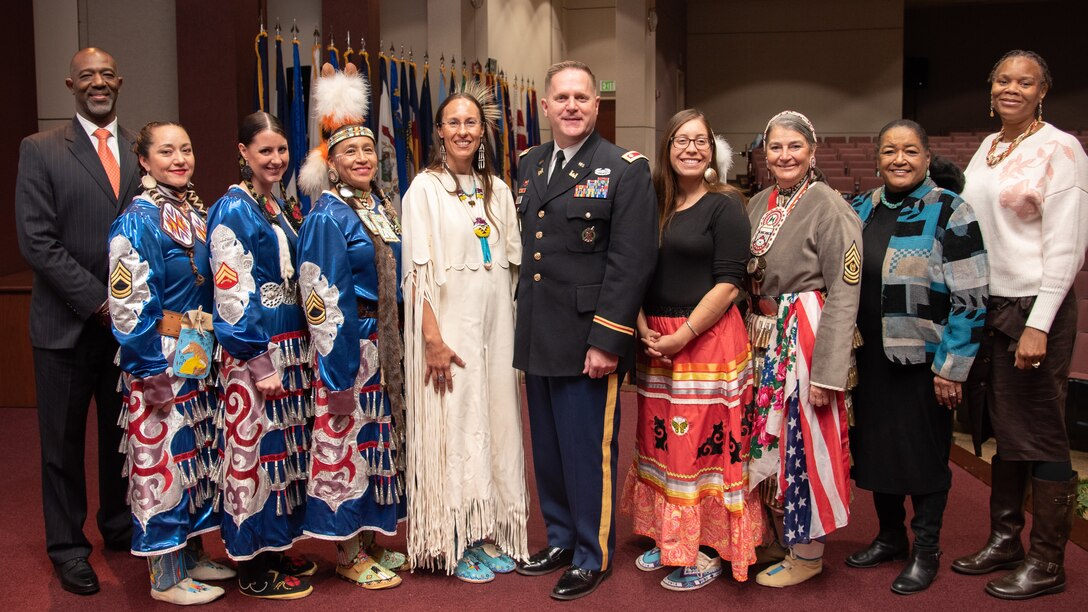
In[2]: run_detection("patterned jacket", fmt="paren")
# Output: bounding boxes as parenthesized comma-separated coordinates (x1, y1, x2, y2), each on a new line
(852, 178, 989, 382)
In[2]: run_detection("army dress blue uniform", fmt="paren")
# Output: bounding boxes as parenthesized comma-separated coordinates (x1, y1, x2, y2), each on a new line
(514, 131, 658, 572)
(295, 189, 406, 540)
(106, 190, 219, 557)
(207, 185, 313, 560)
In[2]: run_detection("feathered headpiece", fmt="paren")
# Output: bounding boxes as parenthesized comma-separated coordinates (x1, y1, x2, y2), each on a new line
(454, 79, 502, 135)
(714, 134, 734, 179)
(299, 63, 374, 198)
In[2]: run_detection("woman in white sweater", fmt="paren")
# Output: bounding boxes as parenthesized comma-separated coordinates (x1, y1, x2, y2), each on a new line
(955, 49, 1088, 602)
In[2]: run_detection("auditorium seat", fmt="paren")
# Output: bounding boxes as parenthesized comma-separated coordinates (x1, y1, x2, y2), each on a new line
(857, 176, 883, 193)
(820, 160, 847, 176)
(827, 176, 856, 197)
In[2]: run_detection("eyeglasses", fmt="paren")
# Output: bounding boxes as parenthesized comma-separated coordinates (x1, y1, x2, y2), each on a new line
(670, 136, 711, 150)
(335, 144, 376, 160)
(443, 119, 481, 130)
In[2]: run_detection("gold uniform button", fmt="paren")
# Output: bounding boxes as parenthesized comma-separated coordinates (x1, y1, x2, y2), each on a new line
(533, 273, 541, 281)
(533, 252, 541, 261)
(584, 212, 591, 219)
(537, 210, 545, 218)
(535, 231, 543, 239)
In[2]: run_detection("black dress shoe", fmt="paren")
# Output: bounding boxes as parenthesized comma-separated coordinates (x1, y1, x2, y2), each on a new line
(891, 548, 941, 595)
(56, 558, 100, 595)
(516, 546, 574, 576)
(845, 533, 909, 568)
(551, 566, 611, 601)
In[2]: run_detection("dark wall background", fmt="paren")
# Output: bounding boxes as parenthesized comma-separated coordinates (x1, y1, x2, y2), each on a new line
(904, 0, 1087, 134)
(2, 1, 38, 278)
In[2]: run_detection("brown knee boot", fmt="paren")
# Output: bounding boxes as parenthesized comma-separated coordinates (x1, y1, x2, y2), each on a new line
(951, 456, 1029, 575)
(985, 474, 1078, 600)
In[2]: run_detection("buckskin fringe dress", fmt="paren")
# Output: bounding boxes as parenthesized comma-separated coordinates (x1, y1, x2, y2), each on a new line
(107, 191, 219, 556)
(401, 170, 529, 572)
(207, 185, 313, 560)
(296, 189, 406, 540)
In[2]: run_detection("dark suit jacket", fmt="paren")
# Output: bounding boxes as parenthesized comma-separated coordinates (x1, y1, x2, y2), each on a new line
(513, 131, 658, 376)
(15, 116, 141, 349)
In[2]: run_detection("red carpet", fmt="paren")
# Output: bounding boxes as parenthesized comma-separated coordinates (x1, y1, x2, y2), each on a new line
(3, 392, 1086, 610)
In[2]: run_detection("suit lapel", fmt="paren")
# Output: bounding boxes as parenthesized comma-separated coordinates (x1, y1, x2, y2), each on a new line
(543, 132, 601, 204)
(65, 118, 119, 205)
(117, 126, 141, 208)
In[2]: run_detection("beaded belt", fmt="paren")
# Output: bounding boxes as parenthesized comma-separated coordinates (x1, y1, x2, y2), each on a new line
(643, 304, 696, 317)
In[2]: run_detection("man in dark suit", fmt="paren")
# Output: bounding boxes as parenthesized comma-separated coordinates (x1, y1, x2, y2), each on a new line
(14, 47, 140, 595)
(512, 60, 657, 600)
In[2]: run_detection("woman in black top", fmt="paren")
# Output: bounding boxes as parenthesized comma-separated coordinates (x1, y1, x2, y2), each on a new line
(621, 109, 760, 591)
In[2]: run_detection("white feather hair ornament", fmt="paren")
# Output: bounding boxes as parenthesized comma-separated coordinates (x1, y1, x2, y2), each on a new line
(714, 134, 734, 179)
(456, 79, 502, 134)
(299, 63, 373, 198)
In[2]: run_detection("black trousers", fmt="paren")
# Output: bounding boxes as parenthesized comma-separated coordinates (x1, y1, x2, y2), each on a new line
(33, 322, 129, 565)
(872, 490, 949, 550)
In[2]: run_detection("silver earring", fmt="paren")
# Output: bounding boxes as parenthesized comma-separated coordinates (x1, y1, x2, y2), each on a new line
(140, 174, 157, 190)
(441, 142, 447, 164)
(703, 167, 718, 183)
(477, 144, 486, 170)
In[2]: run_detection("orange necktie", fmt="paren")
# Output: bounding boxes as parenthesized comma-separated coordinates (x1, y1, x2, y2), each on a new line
(93, 128, 120, 198)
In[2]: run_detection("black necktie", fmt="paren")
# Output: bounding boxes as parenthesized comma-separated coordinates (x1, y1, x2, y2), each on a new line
(549, 149, 566, 185)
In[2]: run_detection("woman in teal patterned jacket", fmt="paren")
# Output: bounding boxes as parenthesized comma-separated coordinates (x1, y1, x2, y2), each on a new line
(845, 119, 988, 595)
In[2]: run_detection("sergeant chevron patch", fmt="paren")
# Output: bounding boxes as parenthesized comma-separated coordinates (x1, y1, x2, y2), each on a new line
(305, 289, 326, 326)
(843, 241, 861, 285)
(110, 262, 133, 299)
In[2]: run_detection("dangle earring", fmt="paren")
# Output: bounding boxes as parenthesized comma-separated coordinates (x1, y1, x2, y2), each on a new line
(239, 155, 254, 181)
(140, 173, 157, 191)
(703, 166, 718, 183)
(989, 99, 995, 118)
(477, 143, 486, 170)
(441, 142, 447, 165)
(1037, 100, 1044, 121)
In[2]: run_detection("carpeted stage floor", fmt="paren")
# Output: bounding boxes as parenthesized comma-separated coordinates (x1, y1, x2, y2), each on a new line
(3, 392, 1086, 611)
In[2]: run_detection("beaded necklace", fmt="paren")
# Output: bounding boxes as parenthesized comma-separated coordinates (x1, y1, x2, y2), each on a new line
(986, 120, 1042, 167)
(242, 178, 304, 232)
(877, 186, 906, 210)
(450, 171, 493, 270)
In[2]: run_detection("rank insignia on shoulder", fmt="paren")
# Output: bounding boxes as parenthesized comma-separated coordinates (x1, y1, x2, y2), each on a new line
(622, 150, 647, 163)
(214, 262, 239, 290)
(843, 241, 861, 285)
(110, 262, 133, 299)
(519, 145, 536, 158)
(304, 288, 327, 326)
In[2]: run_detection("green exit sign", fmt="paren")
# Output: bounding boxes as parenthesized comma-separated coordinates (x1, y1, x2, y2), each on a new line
(600, 80, 615, 93)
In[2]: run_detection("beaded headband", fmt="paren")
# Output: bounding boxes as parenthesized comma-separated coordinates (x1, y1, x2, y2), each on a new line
(328, 124, 375, 150)
(764, 110, 817, 142)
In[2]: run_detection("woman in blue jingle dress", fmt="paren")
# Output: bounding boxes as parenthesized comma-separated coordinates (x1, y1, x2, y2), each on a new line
(295, 62, 408, 590)
(107, 122, 234, 605)
(207, 111, 315, 599)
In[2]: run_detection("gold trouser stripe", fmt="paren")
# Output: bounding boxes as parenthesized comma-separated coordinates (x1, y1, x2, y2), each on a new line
(597, 373, 618, 570)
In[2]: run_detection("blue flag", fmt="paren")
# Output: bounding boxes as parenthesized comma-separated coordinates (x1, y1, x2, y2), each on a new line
(437, 62, 447, 107)
(327, 41, 339, 70)
(408, 60, 421, 173)
(389, 56, 409, 197)
(274, 33, 288, 122)
(290, 36, 309, 212)
(418, 62, 434, 166)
